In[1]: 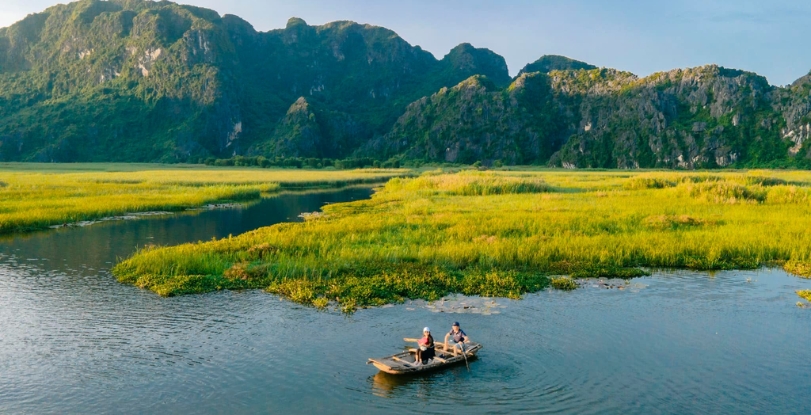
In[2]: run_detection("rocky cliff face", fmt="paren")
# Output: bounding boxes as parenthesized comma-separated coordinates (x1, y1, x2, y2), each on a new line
(774, 72, 811, 159)
(368, 64, 807, 168)
(0, 0, 509, 161)
(549, 65, 785, 168)
(230, 18, 511, 158)
(0, 0, 810, 167)
(0, 0, 242, 161)
(361, 73, 563, 164)
(251, 97, 322, 157)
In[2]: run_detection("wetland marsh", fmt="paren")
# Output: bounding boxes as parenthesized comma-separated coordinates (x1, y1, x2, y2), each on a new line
(1, 166, 810, 413)
(0, 163, 405, 234)
(114, 169, 811, 309)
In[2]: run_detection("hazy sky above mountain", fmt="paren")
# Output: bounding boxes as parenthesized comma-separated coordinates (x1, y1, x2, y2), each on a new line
(3, 0, 810, 85)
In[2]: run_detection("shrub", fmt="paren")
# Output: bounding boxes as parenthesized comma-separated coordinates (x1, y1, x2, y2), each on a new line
(382, 159, 400, 168)
(312, 297, 330, 309)
(681, 181, 766, 204)
(766, 186, 810, 204)
(785, 261, 811, 278)
(625, 176, 676, 190)
(744, 175, 787, 187)
(551, 277, 577, 290)
(214, 159, 234, 166)
(643, 215, 706, 230)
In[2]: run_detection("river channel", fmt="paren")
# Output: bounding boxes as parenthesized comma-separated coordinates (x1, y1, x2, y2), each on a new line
(1, 187, 809, 414)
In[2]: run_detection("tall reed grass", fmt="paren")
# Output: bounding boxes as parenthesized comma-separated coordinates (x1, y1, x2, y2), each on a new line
(0, 165, 405, 233)
(113, 169, 811, 310)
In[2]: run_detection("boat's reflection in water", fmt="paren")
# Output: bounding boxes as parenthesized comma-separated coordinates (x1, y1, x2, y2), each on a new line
(369, 359, 479, 398)
(371, 372, 411, 397)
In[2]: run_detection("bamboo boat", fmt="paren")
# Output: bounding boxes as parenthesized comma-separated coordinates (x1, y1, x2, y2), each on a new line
(367, 342, 482, 375)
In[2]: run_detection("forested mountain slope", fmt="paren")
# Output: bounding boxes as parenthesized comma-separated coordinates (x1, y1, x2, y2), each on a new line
(1, 0, 809, 168)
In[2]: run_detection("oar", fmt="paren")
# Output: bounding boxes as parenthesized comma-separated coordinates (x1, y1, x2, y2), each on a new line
(460, 342, 470, 372)
(408, 338, 471, 371)
(403, 338, 424, 364)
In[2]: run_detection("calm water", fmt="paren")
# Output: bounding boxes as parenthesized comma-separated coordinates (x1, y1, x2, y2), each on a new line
(1, 188, 810, 414)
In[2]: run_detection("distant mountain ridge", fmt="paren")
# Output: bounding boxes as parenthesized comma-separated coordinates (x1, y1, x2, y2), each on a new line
(0, 0, 810, 168)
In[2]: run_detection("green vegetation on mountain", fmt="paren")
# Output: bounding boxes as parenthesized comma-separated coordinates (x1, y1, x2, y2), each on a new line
(0, 0, 509, 162)
(518, 55, 596, 75)
(360, 73, 564, 164)
(379, 65, 811, 168)
(1, 0, 811, 168)
(547, 66, 796, 169)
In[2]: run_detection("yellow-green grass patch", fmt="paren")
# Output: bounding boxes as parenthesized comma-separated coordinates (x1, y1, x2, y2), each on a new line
(113, 169, 811, 311)
(0, 164, 407, 234)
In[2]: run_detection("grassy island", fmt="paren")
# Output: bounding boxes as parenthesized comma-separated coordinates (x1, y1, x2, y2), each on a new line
(112, 169, 811, 311)
(0, 163, 405, 234)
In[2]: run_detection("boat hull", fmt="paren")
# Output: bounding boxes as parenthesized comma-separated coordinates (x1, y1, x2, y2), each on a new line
(368, 342, 482, 375)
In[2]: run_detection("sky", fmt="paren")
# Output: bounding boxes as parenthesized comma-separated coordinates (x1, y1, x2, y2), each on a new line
(2, 0, 810, 86)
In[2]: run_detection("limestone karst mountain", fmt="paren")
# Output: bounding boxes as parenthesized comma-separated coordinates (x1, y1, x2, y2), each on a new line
(1, 0, 809, 167)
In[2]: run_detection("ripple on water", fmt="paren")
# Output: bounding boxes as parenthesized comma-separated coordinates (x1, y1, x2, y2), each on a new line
(2, 210, 811, 414)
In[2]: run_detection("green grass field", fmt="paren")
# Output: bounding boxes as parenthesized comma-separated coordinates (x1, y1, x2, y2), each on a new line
(0, 163, 406, 234)
(112, 168, 811, 311)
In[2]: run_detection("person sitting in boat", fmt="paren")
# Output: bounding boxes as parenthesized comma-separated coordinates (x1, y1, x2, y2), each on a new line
(444, 321, 469, 356)
(415, 327, 435, 365)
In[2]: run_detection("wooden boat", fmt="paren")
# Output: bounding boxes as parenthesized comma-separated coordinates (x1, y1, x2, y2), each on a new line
(367, 342, 482, 375)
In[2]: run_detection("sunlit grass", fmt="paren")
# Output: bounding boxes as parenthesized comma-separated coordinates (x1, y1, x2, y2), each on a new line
(550, 277, 578, 290)
(0, 164, 406, 233)
(113, 169, 811, 311)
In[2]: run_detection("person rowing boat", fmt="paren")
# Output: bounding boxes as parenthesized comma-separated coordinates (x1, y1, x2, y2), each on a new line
(368, 337, 483, 375)
(444, 321, 469, 356)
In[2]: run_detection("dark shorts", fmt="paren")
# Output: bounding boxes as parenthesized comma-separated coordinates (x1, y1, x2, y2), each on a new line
(419, 347, 435, 362)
